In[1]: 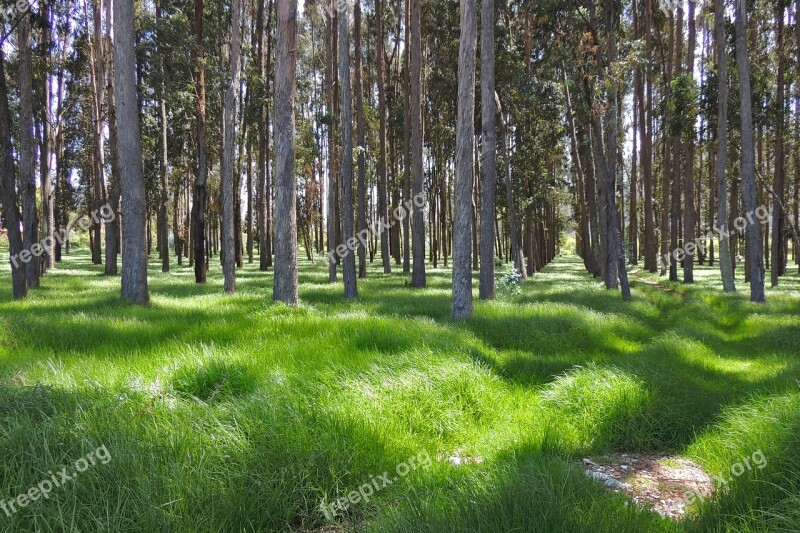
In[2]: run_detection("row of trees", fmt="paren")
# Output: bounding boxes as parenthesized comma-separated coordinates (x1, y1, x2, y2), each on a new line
(1, 0, 797, 312)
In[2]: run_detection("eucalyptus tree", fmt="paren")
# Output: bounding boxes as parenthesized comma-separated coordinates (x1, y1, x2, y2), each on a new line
(734, 0, 765, 302)
(114, 0, 149, 305)
(452, 0, 477, 319)
(273, 0, 299, 305)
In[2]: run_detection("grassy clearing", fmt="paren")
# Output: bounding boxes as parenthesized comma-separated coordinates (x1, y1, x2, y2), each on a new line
(0, 249, 798, 532)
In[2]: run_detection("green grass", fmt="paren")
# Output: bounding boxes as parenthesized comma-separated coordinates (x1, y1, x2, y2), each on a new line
(0, 247, 798, 532)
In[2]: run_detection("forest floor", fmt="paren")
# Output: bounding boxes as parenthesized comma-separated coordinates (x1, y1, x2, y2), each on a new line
(0, 248, 799, 532)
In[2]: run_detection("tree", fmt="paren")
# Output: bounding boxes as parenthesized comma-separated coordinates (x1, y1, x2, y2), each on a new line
(0, 49, 27, 299)
(105, 0, 121, 276)
(40, 4, 56, 272)
(156, 0, 170, 273)
(114, 0, 149, 305)
(191, 0, 209, 283)
(410, 0, 426, 287)
(478, 0, 496, 300)
(770, 0, 786, 286)
(339, 0, 358, 299)
(375, 0, 391, 274)
(683, 0, 697, 283)
(19, 16, 39, 289)
(452, 0, 477, 319)
(221, 0, 242, 293)
(355, 0, 367, 279)
(273, 0, 299, 305)
(734, 0, 765, 303)
(715, 0, 735, 292)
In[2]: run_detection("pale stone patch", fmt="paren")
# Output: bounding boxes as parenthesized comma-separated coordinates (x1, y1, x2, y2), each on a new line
(581, 454, 714, 520)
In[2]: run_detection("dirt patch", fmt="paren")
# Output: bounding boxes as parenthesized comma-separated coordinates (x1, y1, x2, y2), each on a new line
(581, 454, 713, 520)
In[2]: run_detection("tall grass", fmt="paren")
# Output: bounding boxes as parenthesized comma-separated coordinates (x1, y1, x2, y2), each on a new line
(0, 251, 798, 531)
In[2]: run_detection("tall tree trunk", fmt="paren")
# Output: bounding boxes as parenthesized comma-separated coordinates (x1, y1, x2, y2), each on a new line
(771, 2, 786, 286)
(19, 17, 39, 289)
(326, 11, 338, 281)
(642, 0, 656, 272)
(402, 0, 411, 274)
(155, 0, 169, 273)
(0, 49, 27, 299)
(410, 0, 426, 287)
(715, 0, 735, 292)
(355, 0, 367, 279)
(191, 0, 209, 283)
(221, 0, 242, 293)
(339, 0, 358, 299)
(91, 0, 107, 266)
(453, 0, 477, 319)
(376, 0, 391, 274)
(478, 0, 496, 299)
(735, 0, 765, 302)
(273, 0, 299, 304)
(105, 0, 121, 275)
(683, 0, 696, 283)
(114, 0, 149, 305)
(496, 94, 525, 278)
(41, 4, 56, 271)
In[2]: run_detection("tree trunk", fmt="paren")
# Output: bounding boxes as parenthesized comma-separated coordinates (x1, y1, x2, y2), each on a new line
(114, 0, 149, 305)
(715, 0, 736, 292)
(496, 93, 525, 278)
(410, 0, 426, 287)
(0, 49, 27, 299)
(735, 0, 765, 302)
(273, 0, 299, 304)
(376, 0, 391, 274)
(19, 17, 39, 289)
(478, 0, 496, 299)
(339, 0, 358, 299)
(354, 0, 367, 279)
(221, 0, 242, 293)
(105, 0, 121, 275)
(41, 4, 56, 271)
(191, 0, 208, 283)
(452, 0, 477, 319)
(683, 0, 696, 283)
(771, 2, 786, 286)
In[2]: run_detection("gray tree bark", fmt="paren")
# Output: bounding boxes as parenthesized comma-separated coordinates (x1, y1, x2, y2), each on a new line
(114, 0, 149, 305)
(478, 0, 496, 300)
(410, 0, 426, 287)
(191, 0, 209, 283)
(0, 49, 27, 299)
(19, 17, 39, 289)
(105, 0, 121, 276)
(496, 93, 525, 278)
(221, 0, 242, 293)
(339, 0, 358, 299)
(453, 0, 477, 319)
(376, 0, 391, 274)
(41, 4, 56, 271)
(734, 0, 765, 302)
(156, 0, 169, 273)
(355, 0, 367, 279)
(273, 0, 299, 304)
(715, 0, 736, 292)
(683, 0, 696, 283)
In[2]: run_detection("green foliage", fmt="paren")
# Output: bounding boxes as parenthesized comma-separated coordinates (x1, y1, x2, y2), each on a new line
(497, 266, 523, 297)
